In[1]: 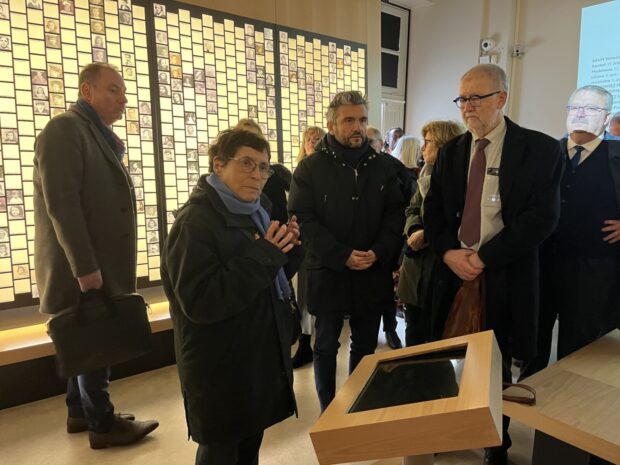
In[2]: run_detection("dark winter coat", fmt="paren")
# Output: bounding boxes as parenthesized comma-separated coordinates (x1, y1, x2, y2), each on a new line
(288, 136, 405, 315)
(160, 176, 302, 444)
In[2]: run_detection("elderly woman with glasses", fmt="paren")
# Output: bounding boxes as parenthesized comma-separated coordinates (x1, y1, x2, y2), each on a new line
(397, 120, 464, 346)
(161, 128, 303, 465)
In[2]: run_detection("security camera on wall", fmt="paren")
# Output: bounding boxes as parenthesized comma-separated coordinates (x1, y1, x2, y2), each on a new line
(480, 38, 496, 53)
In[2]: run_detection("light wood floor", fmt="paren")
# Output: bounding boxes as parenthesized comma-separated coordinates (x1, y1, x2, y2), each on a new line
(0, 320, 536, 465)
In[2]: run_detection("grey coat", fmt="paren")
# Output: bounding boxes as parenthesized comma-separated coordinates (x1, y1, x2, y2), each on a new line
(33, 106, 137, 314)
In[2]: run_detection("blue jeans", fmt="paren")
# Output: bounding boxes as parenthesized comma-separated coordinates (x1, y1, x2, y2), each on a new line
(66, 367, 115, 433)
(313, 310, 382, 412)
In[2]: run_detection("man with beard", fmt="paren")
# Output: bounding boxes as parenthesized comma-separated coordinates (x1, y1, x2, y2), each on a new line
(289, 91, 404, 412)
(522, 86, 620, 382)
(424, 64, 562, 465)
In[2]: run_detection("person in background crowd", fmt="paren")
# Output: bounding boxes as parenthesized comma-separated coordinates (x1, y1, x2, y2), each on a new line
(33, 62, 159, 449)
(384, 126, 403, 154)
(161, 128, 303, 465)
(397, 120, 464, 346)
(424, 64, 562, 465)
(608, 112, 620, 137)
(292, 126, 326, 368)
(289, 91, 404, 412)
(392, 135, 422, 179)
(521, 87, 620, 406)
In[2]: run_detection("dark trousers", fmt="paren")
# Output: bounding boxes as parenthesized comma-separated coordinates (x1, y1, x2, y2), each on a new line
(313, 309, 382, 412)
(403, 303, 427, 346)
(66, 367, 114, 433)
(196, 432, 264, 465)
(521, 254, 619, 379)
(381, 301, 398, 332)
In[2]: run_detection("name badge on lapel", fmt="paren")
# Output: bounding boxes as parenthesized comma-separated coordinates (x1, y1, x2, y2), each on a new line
(487, 167, 500, 176)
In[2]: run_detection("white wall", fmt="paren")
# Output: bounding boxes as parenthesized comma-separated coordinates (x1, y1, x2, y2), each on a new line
(405, 0, 605, 139)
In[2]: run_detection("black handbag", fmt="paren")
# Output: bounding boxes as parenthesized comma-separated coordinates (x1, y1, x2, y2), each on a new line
(46, 290, 152, 378)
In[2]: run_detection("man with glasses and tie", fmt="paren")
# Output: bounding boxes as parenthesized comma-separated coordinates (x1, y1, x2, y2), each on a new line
(424, 64, 562, 465)
(522, 86, 620, 386)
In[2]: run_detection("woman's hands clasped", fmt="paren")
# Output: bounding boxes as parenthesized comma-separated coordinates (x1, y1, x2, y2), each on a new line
(257, 215, 302, 253)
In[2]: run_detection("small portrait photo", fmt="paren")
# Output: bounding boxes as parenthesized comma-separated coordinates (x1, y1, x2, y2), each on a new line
(127, 121, 139, 134)
(206, 77, 216, 89)
(91, 20, 105, 34)
(146, 218, 158, 230)
(308, 106, 315, 117)
(0, 227, 8, 242)
(170, 79, 182, 91)
(157, 58, 169, 71)
(329, 42, 336, 53)
(184, 112, 196, 124)
(188, 173, 200, 184)
(170, 66, 181, 79)
(0, 4, 8, 18)
(344, 55, 351, 65)
(268, 129, 276, 140)
(126, 107, 138, 120)
(123, 67, 135, 79)
(289, 71, 297, 83)
(257, 67, 265, 79)
(193, 69, 204, 82)
(0, 35, 11, 50)
(147, 243, 159, 256)
(246, 35, 255, 48)
(187, 149, 197, 161)
(267, 108, 275, 118)
(153, 3, 165, 17)
(247, 71, 256, 84)
(182, 74, 194, 87)
(246, 48, 255, 60)
(8, 204, 24, 219)
(0, 243, 10, 257)
(31, 70, 47, 85)
(6, 189, 23, 204)
(48, 64, 63, 78)
(166, 212, 175, 224)
(280, 54, 288, 66)
(195, 81, 205, 94)
(139, 102, 151, 114)
(134, 187, 144, 200)
(158, 71, 169, 84)
(92, 48, 107, 62)
(186, 125, 196, 137)
(45, 19, 59, 33)
(163, 149, 174, 161)
(255, 43, 264, 55)
(187, 162, 199, 174)
(90, 5, 103, 19)
(27, 0, 42, 9)
(32, 85, 48, 100)
(204, 40, 214, 53)
(248, 105, 257, 118)
(118, 0, 131, 11)
(93, 34, 105, 48)
(136, 200, 144, 213)
(205, 65, 216, 78)
(206, 90, 217, 102)
(155, 31, 168, 45)
(299, 110, 306, 121)
(50, 93, 65, 108)
(45, 33, 61, 49)
(147, 230, 159, 243)
(257, 77, 265, 88)
(198, 143, 208, 155)
(267, 97, 275, 108)
(33, 100, 50, 115)
(159, 84, 170, 97)
(145, 205, 157, 217)
(170, 53, 181, 66)
(279, 31, 287, 41)
(279, 42, 288, 54)
(206, 102, 217, 114)
(0, 197, 5, 212)
(140, 128, 153, 140)
(265, 40, 273, 52)
(1, 129, 18, 144)
(171, 92, 183, 104)
(122, 52, 134, 66)
(297, 46, 305, 58)
(257, 100, 266, 112)
(162, 135, 174, 148)
(130, 174, 142, 187)
(13, 264, 29, 278)
(266, 74, 274, 86)
(344, 45, 351, 56)
(156, 44, 168, 57)
(119, 10, 132, 25)
(49, 79, 63, 93)
(129, 161, 142, 174)
(329, 52, 336, 63)
(140, 115, 152, 127)
(244, 23, 254, 35)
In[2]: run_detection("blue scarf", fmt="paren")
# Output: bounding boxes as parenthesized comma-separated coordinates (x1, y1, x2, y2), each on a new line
(75, 99, 126, 162)
(207, 173, 291, 301)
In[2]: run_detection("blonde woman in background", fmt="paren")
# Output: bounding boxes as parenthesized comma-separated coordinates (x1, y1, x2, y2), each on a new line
(397, 120, 464, 346)
(292, 126, 325, 368)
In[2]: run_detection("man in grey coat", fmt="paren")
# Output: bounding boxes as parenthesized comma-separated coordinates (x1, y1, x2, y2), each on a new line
(33, 63, 158, 449)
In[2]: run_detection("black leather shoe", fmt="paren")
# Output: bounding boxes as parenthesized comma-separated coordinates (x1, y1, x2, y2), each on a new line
(483, 448, 508, 465)
(89, 417, 159, 449)
(67, 413, 136, 434)
(385, 330, 403, 349)
(291, 338, 313, 368)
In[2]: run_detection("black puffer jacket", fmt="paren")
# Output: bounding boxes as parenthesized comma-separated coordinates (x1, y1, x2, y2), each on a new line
(288, 136, 405, 314)
(161, 176, 302, 444)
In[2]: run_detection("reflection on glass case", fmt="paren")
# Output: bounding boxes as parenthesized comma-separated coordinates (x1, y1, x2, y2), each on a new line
(349, 347, 466, 413)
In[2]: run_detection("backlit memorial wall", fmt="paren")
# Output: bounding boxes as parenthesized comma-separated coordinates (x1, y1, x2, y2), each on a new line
(0, 0, 366, 309)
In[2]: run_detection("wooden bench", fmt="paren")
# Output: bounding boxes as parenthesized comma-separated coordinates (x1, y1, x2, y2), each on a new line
(504, 330, 620, 464)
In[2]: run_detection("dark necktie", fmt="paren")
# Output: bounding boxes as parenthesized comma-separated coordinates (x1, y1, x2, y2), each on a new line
(571, 145, 584, 169)
(460, 138, 490, 247)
